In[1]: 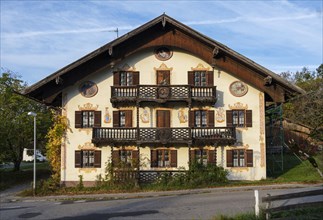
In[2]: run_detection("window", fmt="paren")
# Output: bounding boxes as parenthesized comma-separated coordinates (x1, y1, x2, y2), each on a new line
(113, 71, 139, 86)
(195, 149, 207, 165)
(113, 110, 132, 127)
(82, 111, 94, 128)
(75, 111, 101, 128)
(188, 71, 213, 86)
(189, 110, 214, 127)
(120, 72, 133, 86)
(120, 150, 132, 165)
(233, 110, 245, 127)
(190, 149, 216, 165)
(151, 149, 177, 168)
(194, 110, 207, 127)
(194, 71, 207, 86)
(75, 150, 101, 168)
(112, 150, 139, 167)
(226, 149, 253, 167)
(158, 150, 170, 167)
(226, 110, 252, 127)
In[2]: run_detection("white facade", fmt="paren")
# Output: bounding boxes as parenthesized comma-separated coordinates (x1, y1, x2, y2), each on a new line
(60, 48, 267, 186)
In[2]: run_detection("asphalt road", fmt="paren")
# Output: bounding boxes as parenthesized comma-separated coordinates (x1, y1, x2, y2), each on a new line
(0, 185, 322, 220)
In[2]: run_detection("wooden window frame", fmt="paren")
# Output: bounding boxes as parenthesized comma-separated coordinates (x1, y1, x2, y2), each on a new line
(113, 110, 132, 127)
(112, 149, 139, 168)
(188, 71, 213, 86)
(226, 110, 252, 128)
(75, 111, 101, 128)
(226, 149, 253, 167)
(113, 71, 139, 86)
(75, 150, 101, 168)
(151, 149, 177, 168)
(189, 110, 214, 128)
(190, 149, 216, 165)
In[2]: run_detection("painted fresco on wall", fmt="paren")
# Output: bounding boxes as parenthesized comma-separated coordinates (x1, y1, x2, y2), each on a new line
(79, 81, 98, 98)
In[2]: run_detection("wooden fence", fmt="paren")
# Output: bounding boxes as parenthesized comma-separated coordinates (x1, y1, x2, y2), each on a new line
(260, 188, 323, 219)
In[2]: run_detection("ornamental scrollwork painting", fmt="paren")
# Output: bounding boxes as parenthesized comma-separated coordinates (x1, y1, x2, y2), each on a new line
(215, 107, 225, 123)
(78, 103, 99, 111)
(228, 102, 248, 110)
(191, 63, 210, 71)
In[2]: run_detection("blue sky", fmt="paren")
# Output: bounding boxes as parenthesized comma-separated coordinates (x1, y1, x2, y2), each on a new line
(1, 0, 322, 85)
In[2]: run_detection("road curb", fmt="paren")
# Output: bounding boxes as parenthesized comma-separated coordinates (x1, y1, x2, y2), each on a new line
(2, 183, 322, 203)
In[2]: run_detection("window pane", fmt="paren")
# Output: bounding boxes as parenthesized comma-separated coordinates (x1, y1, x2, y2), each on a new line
(127, 72, 133, 86)
(120, 72, 126, 86)
(89, 151, 94, 167)
(82, 112, 89, 128)
(233, 111, 239, 126)
(120, 111, 126, 127)
(239, 111, 245, 127)
(239, 150, 245, 167)
(233, 150, 238, 167)
(201, 111, 207, 127)
(195, 111, 201, 127)
(89, 112, 94, 127)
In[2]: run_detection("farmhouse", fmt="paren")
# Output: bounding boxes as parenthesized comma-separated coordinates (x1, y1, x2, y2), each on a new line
(24, 14, 303, 186)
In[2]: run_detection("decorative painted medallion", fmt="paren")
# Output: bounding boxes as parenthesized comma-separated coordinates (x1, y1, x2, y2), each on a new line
(79, 81, 98, 98)
(155, 47, 173, 61)
(229, 81, 248, 97)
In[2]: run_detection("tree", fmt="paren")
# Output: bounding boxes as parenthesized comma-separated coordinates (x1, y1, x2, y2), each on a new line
(0, 69, 52, 171)
(280, 64, 323, 154)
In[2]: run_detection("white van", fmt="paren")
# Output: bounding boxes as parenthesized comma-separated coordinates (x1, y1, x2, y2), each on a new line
(23, 148, 47, 162)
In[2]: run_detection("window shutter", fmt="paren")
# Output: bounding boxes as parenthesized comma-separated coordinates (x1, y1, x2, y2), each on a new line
(246, 150, 253, 167)
(207, 71, 214, 86)
(188, 71, 194, 85)
(94, 111, 101, 127)
(151, 150, 158, 167)
(208, 150, 216, 165)
(170, 150, 177, 167)
(125, 110, 133, 127)
(75, 150, 82, 168)
(226, 110, 233, 127)
(132, 150, 139, 166)
(189, 110, 195, 127)
(208, 110, 215, 127)
(75, 111, 82, 128)
(113, 72, 120, 86)
(132, 71, 140, 85)
(165, 111, 170, 128)
(94, 151, 101, 168)
(112, 150, 120, 167)
(189, 150, 195, 164)
(226, 150, 233, 167)
(246, 110, 252, 127)
(113, 111, 119, 127)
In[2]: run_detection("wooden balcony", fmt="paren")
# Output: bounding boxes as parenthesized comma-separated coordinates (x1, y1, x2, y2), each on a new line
(92, 127, 236, 146)
(110, 85, 217, 106)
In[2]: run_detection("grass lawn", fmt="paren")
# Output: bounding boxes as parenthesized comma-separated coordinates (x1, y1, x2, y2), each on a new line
(269, 152, 323, 182)
(0, 162, 51, 191)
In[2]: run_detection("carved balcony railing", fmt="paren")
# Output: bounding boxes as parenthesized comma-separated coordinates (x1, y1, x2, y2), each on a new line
(110, 85, 216, 105)
(92, 127, 235, 146)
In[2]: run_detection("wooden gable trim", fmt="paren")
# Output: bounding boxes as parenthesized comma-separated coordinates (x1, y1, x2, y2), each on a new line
(24, 14, 303, 106)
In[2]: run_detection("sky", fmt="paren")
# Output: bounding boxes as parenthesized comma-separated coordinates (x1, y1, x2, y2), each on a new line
(1, 0, 322, 86)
